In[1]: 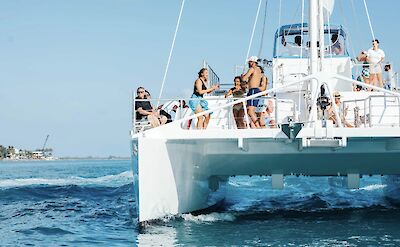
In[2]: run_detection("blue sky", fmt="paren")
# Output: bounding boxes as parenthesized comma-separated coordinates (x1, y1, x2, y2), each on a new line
(0, 0, 398, 157)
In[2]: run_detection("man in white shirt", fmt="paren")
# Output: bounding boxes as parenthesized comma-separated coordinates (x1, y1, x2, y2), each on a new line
(367, 39, 385, 88)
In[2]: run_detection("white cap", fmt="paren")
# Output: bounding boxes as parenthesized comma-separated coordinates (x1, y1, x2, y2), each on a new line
(247, 56, 258, 63)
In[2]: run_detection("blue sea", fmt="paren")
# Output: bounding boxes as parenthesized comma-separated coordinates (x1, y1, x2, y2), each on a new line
(1, 159, 400, 246)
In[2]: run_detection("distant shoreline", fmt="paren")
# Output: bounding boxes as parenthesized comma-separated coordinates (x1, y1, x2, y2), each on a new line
(59, 157, 130, 160)
(0, 157, 130, 162)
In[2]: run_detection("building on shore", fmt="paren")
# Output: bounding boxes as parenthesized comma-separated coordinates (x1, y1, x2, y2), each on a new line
(0, 145, 55, 160)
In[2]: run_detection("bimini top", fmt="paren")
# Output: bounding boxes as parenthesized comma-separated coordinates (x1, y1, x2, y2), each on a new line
(273, 23, 349, 58)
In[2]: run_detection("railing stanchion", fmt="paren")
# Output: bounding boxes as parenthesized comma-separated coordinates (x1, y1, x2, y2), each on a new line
(364, 98, 367, 127)
(274, 95, 278, 126)
(369, 97, 372, 127)
(243, 101, 250, 129)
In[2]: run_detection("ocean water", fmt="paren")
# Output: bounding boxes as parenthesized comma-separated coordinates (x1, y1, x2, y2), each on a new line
(1, 159, 400, 246)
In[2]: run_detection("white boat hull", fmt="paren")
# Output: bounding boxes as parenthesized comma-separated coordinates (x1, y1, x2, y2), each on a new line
(131, 124, 400, 222)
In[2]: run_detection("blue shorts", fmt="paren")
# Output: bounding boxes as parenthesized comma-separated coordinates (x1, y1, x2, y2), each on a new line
(189, 94, 209, 112)
(247, 88, 261, 107)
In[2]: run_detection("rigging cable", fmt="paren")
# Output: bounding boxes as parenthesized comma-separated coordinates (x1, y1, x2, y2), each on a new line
(244, 0, 263, 70)
(337, 0, 356, 59)
(350, 0, 361, 50)
(362, 0, 376, 41)
(158, 0, 185, 103)
(277, 0, 282, 61)
(257, 0, 269, 58)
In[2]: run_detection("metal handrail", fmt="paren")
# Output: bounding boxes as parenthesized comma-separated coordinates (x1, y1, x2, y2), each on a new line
(342, 94, 400, 128)
(132, 95, 297, 132)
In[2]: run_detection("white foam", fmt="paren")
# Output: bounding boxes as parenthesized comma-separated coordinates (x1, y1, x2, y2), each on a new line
(181, 212, 236, 223)
(0, 171, 133, 188)
(359, 184, 386, 191)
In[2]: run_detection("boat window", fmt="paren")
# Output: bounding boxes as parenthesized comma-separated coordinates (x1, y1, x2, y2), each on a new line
(274, 25, 348, 58)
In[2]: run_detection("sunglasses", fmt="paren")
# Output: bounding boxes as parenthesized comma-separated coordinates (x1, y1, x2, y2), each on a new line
(137, 91, 145, 94)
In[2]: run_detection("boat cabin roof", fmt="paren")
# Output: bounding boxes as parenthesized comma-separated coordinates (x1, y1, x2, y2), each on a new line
(275, 23, 347, 38)
(273, 23, 349, 58)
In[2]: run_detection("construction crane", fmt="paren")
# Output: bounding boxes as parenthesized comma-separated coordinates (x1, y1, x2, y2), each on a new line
(42, 135, 49, 151)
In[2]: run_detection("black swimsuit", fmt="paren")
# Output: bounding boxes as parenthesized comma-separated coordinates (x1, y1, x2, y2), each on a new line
(193, 78, 207, 97)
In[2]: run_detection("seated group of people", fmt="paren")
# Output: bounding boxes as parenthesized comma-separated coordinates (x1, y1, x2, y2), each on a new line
(134, 87, 181, 128)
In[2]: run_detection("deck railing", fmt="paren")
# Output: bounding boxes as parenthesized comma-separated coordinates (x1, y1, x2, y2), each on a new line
(132, 96, 296, 133)
(343, 95, 400, 128)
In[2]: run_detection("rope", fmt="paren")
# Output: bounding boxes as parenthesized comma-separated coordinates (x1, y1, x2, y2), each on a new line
(244, 0, 263, 69)
(363, 0, 376, 41)
(257, 0, 269, 58)
(158, 0, 185, 103)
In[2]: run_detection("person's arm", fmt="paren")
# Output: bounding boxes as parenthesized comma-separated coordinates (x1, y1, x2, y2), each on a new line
(241, 68, 254, 82)
(225, 89, 233, 98)
(380, 50, 385, 63)
(137, 107, 152, 116)
(259, 76, 268, 92)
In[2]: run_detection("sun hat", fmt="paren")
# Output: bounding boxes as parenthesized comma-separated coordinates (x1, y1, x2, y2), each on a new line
(247, 56, 258, 63)
(333, 91, 342, 98)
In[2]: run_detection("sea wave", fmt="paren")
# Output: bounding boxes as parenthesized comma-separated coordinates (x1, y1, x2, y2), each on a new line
(181, 212, 236, 222)
(0, 171, 133, 188)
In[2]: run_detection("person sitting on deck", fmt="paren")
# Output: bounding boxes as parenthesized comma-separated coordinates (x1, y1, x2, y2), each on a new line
(241, 56, 262, 128)
(188, 68, 219, 129)
(144, 90, 168, 125)
(135, 87, 165, 128)
(260, 99, 276, 128)
(225, 76, 247, 129)
(327, 91, 353, 128)
(160, 100, 180, 123)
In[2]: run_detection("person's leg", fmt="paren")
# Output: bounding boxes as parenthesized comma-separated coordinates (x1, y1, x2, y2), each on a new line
(258, 112, 266, 128)
(237, 108, 245, 129)
(233, 109, 239, 128)
(247, 106, 260, 128)
(159, 115, 168, 125)
(147, 115, 160, 127)
(203, 113, 211, 129)
(194, 106, 204, 129)
(377, 73, 384, 88)
(369, 74, 377, 90)
(363, 76, 370, 91)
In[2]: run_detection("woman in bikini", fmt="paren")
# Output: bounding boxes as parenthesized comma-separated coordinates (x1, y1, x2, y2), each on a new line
(188, 68, 219, 129)
(225, 76, 246, 129)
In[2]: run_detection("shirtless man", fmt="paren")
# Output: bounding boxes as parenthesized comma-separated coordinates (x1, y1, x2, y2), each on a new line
(241, 56, 262, 128)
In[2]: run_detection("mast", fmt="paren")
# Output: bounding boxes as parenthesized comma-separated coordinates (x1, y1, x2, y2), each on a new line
(309, 0, 319, 75)
(308, 0, 319, 126)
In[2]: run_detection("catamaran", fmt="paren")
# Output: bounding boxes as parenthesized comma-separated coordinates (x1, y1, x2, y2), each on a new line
(131, 0, 400, 223)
